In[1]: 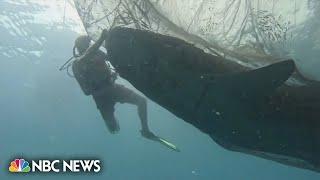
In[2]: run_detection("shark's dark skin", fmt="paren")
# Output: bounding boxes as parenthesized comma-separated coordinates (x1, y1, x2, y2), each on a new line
(72, 30, 155, 138)
(105, 27, 320, 172)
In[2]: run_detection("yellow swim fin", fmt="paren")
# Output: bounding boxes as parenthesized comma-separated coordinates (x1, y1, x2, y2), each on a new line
(155, 137, 180, 152)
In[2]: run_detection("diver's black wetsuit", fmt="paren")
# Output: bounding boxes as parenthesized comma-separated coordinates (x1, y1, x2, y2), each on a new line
(72, 50, 147, 133)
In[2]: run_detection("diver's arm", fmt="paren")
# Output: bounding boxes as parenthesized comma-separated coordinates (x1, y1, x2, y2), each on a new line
(81, 29, 108, 60)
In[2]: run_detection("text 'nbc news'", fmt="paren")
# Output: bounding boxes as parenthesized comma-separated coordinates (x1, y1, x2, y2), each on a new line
(9, 158, 101, 173)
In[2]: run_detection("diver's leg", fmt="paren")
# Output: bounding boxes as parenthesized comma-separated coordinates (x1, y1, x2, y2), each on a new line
(98, 104, 120, 134)
(136, 96, 148, 131)
(113, 84, 149, 131)
(93, 93, 120, 134)
(92, 87, 120, 134)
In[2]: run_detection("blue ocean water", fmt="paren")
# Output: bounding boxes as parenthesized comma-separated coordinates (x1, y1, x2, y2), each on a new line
(0, 1, 319, 180)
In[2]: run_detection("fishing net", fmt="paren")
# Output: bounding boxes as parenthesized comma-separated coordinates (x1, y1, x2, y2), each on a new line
(73, 0, 320, 83)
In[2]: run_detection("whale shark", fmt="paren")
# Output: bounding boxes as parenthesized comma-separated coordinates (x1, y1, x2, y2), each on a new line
(102, 27, 320, 172)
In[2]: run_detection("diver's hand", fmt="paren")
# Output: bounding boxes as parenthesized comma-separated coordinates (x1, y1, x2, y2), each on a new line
(140, 129, 157, 140)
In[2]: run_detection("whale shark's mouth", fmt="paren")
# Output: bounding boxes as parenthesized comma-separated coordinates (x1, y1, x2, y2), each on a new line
(74, 0, 320, 84)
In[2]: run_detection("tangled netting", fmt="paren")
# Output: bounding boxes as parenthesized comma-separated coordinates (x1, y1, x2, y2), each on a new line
(74, 0, 320, 83)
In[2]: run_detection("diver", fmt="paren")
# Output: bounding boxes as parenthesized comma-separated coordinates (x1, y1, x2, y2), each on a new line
(71, 29, 156, 139)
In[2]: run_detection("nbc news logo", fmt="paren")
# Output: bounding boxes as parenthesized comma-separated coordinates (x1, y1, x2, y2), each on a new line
(9, 159, 30, 173)
(9, 158, 101, 173)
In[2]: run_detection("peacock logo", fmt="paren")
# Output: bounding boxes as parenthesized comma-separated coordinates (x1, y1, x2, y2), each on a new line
(9, 159, 31, 173)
